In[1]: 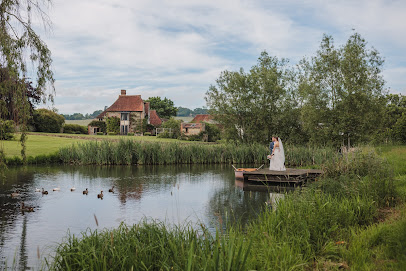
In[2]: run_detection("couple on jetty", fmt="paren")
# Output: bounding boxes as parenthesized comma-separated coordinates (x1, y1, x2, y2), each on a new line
(267, 137, 286, 171)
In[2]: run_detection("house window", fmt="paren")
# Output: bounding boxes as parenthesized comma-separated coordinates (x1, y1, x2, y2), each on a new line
(121, 113, 129, 121)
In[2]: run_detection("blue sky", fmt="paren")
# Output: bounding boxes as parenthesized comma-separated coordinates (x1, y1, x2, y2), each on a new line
(37, 0, 406, 114)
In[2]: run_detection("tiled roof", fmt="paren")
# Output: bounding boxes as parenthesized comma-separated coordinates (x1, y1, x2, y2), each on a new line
(96, 110, 107, 119)
(107, 95, 144, 112)
(149, 110, 162, 126)
(191, 114, 213, 123)
(181, 123, 203, 128)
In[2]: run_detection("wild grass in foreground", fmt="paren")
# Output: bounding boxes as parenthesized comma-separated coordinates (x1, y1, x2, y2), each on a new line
(48, 221, 251, 271)
(46, 147, 405, 270)
(58, 139, 336, 166)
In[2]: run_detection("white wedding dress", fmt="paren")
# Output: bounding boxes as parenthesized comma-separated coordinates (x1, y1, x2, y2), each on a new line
(269, 138, 286, 171)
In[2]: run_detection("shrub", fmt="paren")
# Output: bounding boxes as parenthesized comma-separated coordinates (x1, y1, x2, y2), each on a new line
(96, 132, 104, 135)
(33, 109, 65, 133)
(63, 124, 87, 134)
(108, 132, 117, 136)
(188, 134, 203, 141)
(203, 122, 221, 142)
(127, 132, 134, 136)
(88, 120, 107, 134)
(162, 118, 181, 138)
(106, 117, 120, 134)
(157, 131, 172, 138)
(0, 119, 15, 140)
(144, 132, 151, 136)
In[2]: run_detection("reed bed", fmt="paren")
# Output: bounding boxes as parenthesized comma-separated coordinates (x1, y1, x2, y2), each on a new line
(58, 139, 336, 166)
(48, 221, 251, 271)
(46, 146, 405, 270)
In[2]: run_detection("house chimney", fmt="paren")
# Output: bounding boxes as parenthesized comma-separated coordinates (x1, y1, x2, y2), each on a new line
(121, 89, 126, 95)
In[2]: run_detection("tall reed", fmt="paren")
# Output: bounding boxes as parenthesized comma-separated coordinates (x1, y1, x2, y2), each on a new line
(48, 221, 251, 271)
(58, 139, 336, 166)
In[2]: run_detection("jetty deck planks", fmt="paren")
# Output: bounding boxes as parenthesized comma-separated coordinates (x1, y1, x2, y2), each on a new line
(235, 168, 323, 191)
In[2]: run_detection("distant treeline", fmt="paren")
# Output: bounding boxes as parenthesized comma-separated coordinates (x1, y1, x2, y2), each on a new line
(177, 107, 208, 117)
(61, 110, 103, 120)
(61, 107, 206, 119)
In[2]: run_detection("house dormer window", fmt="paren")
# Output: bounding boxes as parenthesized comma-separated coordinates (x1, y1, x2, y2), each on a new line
(121, 113, 129, 121)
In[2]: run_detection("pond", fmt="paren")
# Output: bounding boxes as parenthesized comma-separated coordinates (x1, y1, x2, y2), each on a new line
(0, 164, 270, 270)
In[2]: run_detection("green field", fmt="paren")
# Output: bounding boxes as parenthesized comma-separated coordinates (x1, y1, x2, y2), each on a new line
(1, 135, 86, 157)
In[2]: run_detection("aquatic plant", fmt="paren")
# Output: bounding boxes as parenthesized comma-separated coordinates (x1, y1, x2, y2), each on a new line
(48, 221, 251, 271)
(58, 139, 336, 166)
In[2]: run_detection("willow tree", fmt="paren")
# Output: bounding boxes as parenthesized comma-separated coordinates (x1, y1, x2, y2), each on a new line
(205, 51, 299, 144)
(0, 0, 54, 165)
(297, 33, 386, 147)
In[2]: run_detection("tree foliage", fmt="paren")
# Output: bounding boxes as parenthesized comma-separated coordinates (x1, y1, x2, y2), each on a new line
(206, 51, 299, 144)
(0, 0, 55, 163)
(0, 68, 41, 120)
(62, 110, 103, 120)
(33, 108, 64, 133)
(177, 107, 208, 117)
(146, 97, 177, 119)
(0, 119, 14, 140)
(202, 122, 220, 142)
(297, 33, 386, 146)
(161, 118, 181, 139)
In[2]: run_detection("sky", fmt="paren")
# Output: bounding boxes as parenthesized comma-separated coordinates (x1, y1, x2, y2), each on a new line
(34, 0, 406, 114)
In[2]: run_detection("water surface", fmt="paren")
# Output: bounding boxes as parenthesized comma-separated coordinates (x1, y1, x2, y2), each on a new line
(0, 164, 269, 270)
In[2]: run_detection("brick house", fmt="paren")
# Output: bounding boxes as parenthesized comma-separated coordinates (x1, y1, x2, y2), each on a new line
(88, 90, 162, 135)
(181, 114, 215, 136)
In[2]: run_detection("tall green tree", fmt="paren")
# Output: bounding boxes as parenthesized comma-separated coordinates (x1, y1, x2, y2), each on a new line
(298, 33, 386, 147)
(0, 0, 55, 164)
(206, 51, 299, 144)
(146, 97, 177, 119)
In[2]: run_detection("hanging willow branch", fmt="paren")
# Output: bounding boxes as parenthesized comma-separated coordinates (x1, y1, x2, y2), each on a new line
(0, 0, 55, 167)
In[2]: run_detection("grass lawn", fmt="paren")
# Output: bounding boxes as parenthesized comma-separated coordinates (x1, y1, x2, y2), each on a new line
(1, 134, 87, 157)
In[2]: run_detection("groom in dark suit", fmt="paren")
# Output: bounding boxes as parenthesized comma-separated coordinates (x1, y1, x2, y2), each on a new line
(268, 137, 275, 159)
(269, 139, 274, 155)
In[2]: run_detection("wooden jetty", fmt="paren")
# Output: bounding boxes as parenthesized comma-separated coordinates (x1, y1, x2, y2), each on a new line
(235, 168, 323, 192)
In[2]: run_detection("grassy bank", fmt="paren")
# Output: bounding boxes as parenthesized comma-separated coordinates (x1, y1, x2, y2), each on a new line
(58, 139, 336, 166)
(1, 134, 87, 157)
(45, 146, 406, 270)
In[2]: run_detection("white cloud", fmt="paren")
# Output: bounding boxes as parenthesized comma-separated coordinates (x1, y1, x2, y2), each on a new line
(31, 0, 406, 114)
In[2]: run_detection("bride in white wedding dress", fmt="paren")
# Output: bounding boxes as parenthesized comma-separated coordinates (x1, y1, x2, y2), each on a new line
(269, 137, 286, 171)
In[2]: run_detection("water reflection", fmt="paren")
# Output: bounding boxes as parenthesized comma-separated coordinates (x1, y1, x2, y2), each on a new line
(0, 164, 270, 269)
